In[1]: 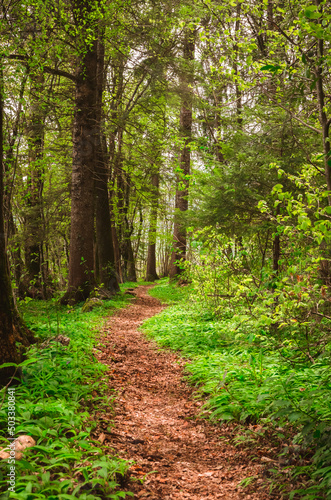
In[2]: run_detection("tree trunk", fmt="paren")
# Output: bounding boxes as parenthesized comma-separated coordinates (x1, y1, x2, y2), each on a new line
(114, 145, 137, 283)
(169, 30, 194, 279)
(94, 34, 119, 295)
(273, 233, 280, 274)
(125, 234, 137, 282)
(0, 63, 33, 386)
(61, 1, 98, 304)
(234, 3, 242, 128)
(145, 171, 159, 281)
(110, 207, 123, 283)
(23, 72, 46, 298)
(315, 35, 331, 198)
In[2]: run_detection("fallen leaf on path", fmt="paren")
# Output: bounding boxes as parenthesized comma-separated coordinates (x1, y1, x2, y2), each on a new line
(98, 432, 106, 444)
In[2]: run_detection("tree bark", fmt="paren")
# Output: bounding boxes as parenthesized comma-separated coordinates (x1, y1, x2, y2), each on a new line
(314, 33, 331, 198)
(273, 233, 280, 274)
(169, 30, 194, 279)
(115, 145, 137, 283)
(61, 0, 98, 304)
(124, 231, 137, 282)
(94, 34, 119, 295)
(145, 170, 159, 281)
(0, 63, 33, 385)
(23, 72, 46, 298)
(234, 3, 242, 128)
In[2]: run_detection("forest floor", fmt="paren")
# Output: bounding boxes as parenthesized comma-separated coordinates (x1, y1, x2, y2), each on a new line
(94, 286, 276, 500)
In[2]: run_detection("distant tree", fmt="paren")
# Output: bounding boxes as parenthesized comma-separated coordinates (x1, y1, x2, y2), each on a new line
(23, 72, 47, 298)
(146, 167, 159, 281)
(170, 29, 195, 279)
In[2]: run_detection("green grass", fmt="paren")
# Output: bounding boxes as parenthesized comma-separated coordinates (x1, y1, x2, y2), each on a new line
(143, 281, 331, 499)
(147, 278, 191, 304)
(0, 287, 135, 500)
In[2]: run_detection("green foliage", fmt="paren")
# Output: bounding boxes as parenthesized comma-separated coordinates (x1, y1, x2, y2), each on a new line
(144, 263, 331, 498)
(147, 278, 190, 304)
(0, 290, 134, 499)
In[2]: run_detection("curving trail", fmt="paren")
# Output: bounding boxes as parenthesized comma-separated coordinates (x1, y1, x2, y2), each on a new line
(95, 286, 272, 500)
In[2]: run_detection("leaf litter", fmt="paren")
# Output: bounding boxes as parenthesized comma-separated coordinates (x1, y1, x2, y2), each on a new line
(93, 286, 276, 499)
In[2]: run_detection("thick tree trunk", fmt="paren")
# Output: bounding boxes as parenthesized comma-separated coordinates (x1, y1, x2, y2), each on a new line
(0, 64, 33, 385)
(61, 4, 98, 304)
(145, 171, 159, 281)
(94, 35, 119, 295)
(169, 30, 194, 279)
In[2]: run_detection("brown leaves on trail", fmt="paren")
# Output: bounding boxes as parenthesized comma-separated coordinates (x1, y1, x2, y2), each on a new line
(94, 286, 276, 499)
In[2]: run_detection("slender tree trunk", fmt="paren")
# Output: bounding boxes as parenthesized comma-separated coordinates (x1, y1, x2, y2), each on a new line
(234, 4, 242, 128)
(109, 145, 123, 283)
(61, 1, 98, 304)
(114, 144, 137, 283)
(273, 234, 280, 274)
(110, 200, 123, 283)
(314, 0, 331, 286)
(23, 72, 46, 298)
(169, 30, 194, 279)
(215, 94, 225, 163)
(120, 189, 137, 282)
(145, 170, 159, 281)
(315, 36, 331, 198)
(94, 34, 119, 295)
(125, 232, 137, 282)
(108, 55, 125, 283)
(122, 182, 137, 282)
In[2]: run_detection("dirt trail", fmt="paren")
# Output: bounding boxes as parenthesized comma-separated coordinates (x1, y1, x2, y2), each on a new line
(96, 286, 271, 499)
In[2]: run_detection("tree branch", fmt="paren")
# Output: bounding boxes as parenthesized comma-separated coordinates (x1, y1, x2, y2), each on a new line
(7, 55, 76, 82)
(262, 90, 322, 134)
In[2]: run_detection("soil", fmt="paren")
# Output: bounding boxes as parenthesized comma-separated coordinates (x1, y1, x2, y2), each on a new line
(95, 286, 276, 499)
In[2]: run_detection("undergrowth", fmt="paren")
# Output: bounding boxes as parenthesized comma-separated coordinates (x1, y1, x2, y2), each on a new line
(144, 280, 331, 499)
(0, 284, 140, 500)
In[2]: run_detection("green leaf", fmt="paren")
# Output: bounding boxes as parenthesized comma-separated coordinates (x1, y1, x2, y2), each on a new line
(260, 64, 281, 72)
(304, 5, 321, 19)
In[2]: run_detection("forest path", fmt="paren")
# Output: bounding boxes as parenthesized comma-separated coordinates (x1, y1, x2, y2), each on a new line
(96, 286, 269, 500)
